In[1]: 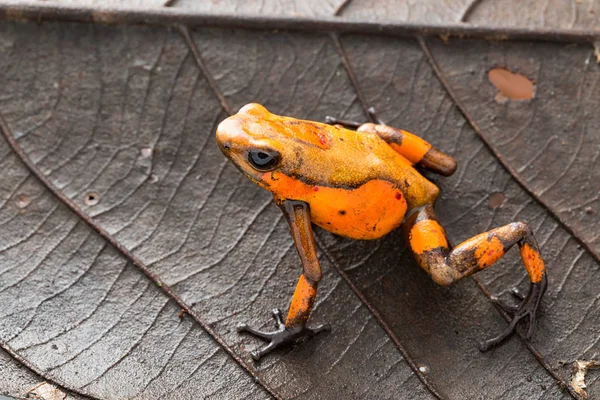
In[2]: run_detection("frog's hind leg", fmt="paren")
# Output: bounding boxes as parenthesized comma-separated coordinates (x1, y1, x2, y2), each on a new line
(358, 123, 457, 176)
(403, 204, 547, 351)
(324, 110, 456, 176)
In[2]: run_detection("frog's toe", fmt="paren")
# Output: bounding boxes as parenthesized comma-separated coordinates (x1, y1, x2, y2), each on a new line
(308, 323, 330, 335)
(323, 115, 361, 129)
(236, 323, 276, 340)
(367, 106, 385, 125)
(490, 294, 520, 314)
(478, 315, 522, 352)
(509, 287, 526, 301)
(250, 341, 278, 361)
(271, 308, 285, 329)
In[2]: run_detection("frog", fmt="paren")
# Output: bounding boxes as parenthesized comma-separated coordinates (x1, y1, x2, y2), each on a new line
(216, 103, 547, 361)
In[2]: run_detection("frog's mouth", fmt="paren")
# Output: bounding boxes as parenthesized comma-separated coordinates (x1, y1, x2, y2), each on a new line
(218, 146, 266, 188)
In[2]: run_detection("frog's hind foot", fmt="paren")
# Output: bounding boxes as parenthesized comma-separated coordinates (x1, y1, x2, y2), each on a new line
(237, 308, 329, 361)
(366, 106, 385, 125)
(480, 275, 547, 352)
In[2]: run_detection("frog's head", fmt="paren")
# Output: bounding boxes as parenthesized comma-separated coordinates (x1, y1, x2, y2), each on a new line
(216, 103, 332, 187)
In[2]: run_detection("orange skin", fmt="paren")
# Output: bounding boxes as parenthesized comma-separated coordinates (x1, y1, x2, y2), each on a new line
(267, 173, 407, 240)
(217, 103, 548, 359)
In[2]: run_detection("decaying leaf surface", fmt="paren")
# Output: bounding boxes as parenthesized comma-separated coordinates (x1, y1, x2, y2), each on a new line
(173, 0, 348, 17)
(338, 0, 599, 28)
(1, 0, 598, 30)
(0, 8, 598, 400)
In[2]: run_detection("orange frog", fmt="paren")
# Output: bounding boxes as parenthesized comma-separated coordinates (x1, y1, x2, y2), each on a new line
(216, 103, 547, 360)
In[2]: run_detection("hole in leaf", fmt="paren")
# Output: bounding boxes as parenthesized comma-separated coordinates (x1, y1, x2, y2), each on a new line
(15, 194, 30, 209)
(418, 364, 430, 374)
(140, 147, 153, 158)
(85, 192, 99, 206)
(488, 68, 535, 101)
(488, 192, 506, 209)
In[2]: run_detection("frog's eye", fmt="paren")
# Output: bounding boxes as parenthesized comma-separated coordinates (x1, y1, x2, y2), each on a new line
(247, 149, 280, 171)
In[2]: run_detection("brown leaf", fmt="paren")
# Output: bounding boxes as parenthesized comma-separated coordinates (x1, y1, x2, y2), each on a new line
(0, 8, 598, 400)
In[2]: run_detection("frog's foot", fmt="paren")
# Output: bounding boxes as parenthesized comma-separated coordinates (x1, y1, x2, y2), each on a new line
(480, 275, 547, 352)
(325, 107, 385, 128)
(366, 106, 385, 125)
(237, 308, 329, 361)
(324, 115, 362, 129)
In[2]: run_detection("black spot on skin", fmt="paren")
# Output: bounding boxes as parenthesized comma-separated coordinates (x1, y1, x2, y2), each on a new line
(339, 137, 344, 141)
(339, 210, 346, 215)
(327, 222, 331, 225)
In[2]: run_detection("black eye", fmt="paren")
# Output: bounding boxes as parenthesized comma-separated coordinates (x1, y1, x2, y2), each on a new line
(247, 149, 280, 171)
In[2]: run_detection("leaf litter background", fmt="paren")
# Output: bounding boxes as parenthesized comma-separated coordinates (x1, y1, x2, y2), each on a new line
(0, 1, 598, 399)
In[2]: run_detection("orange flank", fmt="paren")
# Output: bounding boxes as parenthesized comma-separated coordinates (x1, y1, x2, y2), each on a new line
(520, 243, 545, 283)
(286, 274, 317, 326)
(264, 172, 407, 240)
(409, 219, 449, 254)
(474, 236, 505, 269)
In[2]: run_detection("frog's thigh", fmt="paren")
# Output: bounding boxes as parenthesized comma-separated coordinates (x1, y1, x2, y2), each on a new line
(358, 123, 457, 176)
(403, 205, 546, 286)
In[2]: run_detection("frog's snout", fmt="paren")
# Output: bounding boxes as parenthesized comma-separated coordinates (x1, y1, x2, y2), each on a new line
(238, 103, 270, 118)
(215, 115, 242, 153)
(216, 103, 272, 152)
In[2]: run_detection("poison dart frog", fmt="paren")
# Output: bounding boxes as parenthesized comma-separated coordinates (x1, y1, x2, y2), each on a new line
(216, 103, 547, 360)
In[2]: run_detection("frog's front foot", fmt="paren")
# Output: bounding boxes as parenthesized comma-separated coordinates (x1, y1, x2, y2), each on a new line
(237, 308, 329, 361)
(480, 274, 547, 352)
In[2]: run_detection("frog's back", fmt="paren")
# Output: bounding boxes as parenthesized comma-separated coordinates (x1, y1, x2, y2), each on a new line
(304, 122, 440, 207)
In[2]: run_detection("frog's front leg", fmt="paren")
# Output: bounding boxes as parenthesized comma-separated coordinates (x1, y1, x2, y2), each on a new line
(403, 204, 547, 351)
(237, 199, 329, 360)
